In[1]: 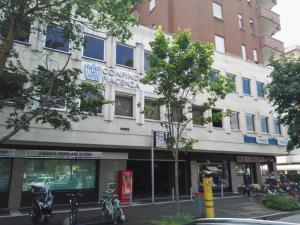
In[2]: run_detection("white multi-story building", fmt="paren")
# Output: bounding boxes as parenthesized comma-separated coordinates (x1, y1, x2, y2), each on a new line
(0, 24, 288, 210)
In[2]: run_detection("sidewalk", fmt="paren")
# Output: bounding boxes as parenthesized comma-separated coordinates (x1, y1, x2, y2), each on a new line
(0, 195, 281, 225)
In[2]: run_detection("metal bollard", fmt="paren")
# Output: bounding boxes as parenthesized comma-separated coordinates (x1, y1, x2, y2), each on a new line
(203, 177, 215, 218)
(172, 187, 175, 202)
(221, 183, 224, 198)
(190, 187, 193, 200)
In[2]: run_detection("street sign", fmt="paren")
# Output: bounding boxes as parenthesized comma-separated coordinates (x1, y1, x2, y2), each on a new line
(154, 131, 168, 149)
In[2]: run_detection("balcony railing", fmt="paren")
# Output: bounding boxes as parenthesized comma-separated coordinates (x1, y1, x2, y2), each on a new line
(256, 0, 277, 9)
(259, 35, 284, 64)
(256, 6, 280, 36)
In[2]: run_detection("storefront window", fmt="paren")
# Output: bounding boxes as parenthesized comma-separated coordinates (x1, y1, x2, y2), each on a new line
(22, 159, 96, 191)
(0, 158, 12, 192)
(198, 162, 230, 191)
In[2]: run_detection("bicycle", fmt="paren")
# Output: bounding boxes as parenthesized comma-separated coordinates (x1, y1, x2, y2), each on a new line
(99, 190, 125, 225)
(29, 185, 53, 225)
(66, 192, 83, 225)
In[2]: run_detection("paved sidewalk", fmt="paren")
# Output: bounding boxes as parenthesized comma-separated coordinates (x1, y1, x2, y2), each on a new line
(0, 196, 280, 225)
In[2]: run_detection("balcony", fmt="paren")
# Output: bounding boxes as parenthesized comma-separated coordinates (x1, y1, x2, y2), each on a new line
(256, 6, 280, 36)
(256, 0, 277, 9)
(259, 35, 284, 65)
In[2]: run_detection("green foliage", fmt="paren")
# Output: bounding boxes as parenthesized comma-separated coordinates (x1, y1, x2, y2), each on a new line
(141, 27, 233, 151)
(0, 0, 141, 142)
(151, 214, 192, 225)
(267, 57, 300, 152)
(261, 194, 300, 211)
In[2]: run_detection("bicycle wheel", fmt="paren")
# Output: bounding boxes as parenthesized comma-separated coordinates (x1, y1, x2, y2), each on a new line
(114, 208, 125, 225)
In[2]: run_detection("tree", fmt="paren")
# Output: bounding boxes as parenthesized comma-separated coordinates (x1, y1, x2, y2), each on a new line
(0, 0, 141, 143)
(267, 57, 300, 152)
(141, 28, 233, 214)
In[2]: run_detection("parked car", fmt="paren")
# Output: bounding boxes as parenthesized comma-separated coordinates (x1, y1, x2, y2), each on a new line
(29, 176, 55, 188)
(184, 218, 297, 225)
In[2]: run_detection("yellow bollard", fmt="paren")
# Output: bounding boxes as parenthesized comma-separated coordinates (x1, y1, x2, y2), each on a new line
(203, 177, 215, 218)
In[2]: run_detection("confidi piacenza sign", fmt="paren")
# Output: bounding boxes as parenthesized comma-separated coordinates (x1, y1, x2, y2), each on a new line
(82, 64, 140, 89)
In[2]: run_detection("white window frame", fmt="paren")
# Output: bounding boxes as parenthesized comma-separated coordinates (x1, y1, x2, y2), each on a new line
(246, 114, 255, 132)
(230, 111, 240, 130)
(144, 98, 160, 121)
(82, 34, 105, 62)
(149, 0, 156, 12)
(79, 89, 105, 116)
(253, 49, 258, 63)
(116, 43, 135, 69)
(241, 45, 247, 60)
(215, 35, 225, 53)
(114, 94, 134, 118)
(44, 25, 71, 54)
(274, 119, 282, 135)
(212, 2, 223, 20)
(238, 14, 244, 29)
(260, 116, 269, 134)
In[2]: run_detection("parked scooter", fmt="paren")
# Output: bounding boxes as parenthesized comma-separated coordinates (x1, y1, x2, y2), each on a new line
(29, 185, 53, 225)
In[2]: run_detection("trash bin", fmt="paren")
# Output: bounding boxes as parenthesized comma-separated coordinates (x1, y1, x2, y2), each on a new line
(194, 192, 204, 217)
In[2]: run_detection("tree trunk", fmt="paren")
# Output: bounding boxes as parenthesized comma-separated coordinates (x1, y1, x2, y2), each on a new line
(0, 16, 17, 78)
(174, 149, 180, 216)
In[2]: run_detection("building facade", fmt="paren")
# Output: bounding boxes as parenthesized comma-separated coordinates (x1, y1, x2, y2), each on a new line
(136, 0, 284, 65)
(0, 7, 288, 211)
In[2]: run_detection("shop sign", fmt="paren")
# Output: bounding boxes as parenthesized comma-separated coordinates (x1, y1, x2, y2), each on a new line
(154, 131, 168, 149)
(277, 139, 288, 146)
(83, 64, 140, 89)
(84, 64, 101, 81)
(236, 155, 265, 163)
(25, 150, 102, 159)
(0, 149, 15, 157)
(256, 136, 268, 145)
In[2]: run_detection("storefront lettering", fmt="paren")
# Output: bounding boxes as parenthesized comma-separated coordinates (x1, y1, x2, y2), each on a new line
(83, 64, 140, 89)
(0, 149, 15, 157)
(236, 155, 266, 163)
(256, 136, 268, 145)
(26, 150, 102, 159)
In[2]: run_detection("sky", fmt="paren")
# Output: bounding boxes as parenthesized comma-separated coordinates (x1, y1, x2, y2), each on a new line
(273, 0, 300, 49)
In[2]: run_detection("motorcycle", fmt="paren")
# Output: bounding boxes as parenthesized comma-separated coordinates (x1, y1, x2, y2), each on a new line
(29, 185, 53, 225)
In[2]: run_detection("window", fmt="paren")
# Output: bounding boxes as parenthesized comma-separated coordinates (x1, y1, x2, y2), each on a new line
(210, 69, 219, 82)
(215, 35, 225, 53)
(238, 14, 244, 29)
(80, 91, 104, 114)
(45, 26, 69, 52)
(212, 109, 223, 128)
(256, 82, 265, 98)
(226, 73, 236, 91)
(249, 19, 255, 33)
(83, 35, 104, 61)
(149, 0, 155, 11)
(115, 95, 133, 117)
(241, 45, 247, 60)
(116, 44, 134, 68)
(230, 111, 240, 130)
(144, 99, 160, 120)
(253, 49, 258, 63)
(242, 78, 251, 95)
(144, 51, 151, 72)
(212, 2, 223, 20)
(22, 159, 96, 191)
(274, 119, 281, 135)
(0, 158, 12, 192)
(192, 106, 204, 126)
(246, 114, 255, 132)
(260, 117, 269, 133)
(40, 95, 66, 110)
(0, 19, 31, 43)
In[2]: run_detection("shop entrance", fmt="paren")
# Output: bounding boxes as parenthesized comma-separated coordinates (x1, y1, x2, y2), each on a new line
(236, 163, 257, 191)
(127, 160, 189, 199)
(198, 161, 231, 193)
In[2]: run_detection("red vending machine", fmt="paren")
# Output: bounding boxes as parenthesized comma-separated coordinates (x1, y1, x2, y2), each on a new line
(118, 170, 133, 203)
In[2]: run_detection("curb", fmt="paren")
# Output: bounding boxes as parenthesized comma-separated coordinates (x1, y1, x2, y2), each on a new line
(252, 210, 300, 221)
